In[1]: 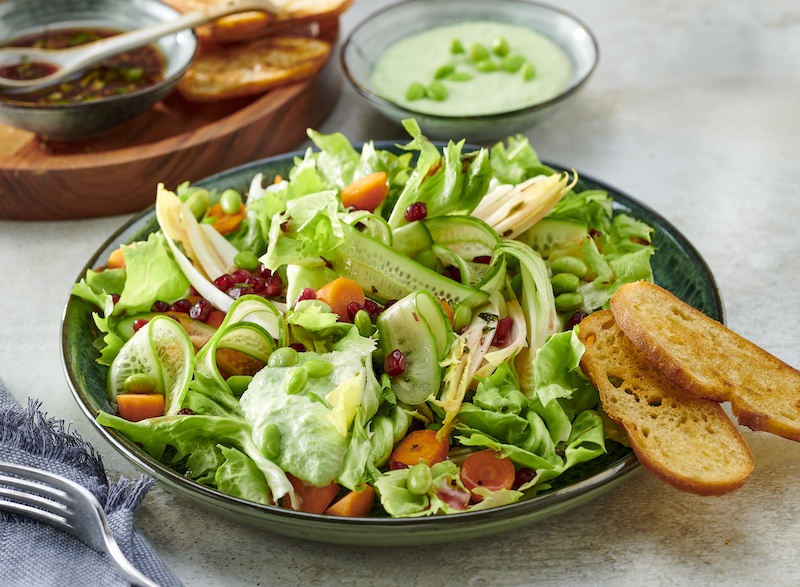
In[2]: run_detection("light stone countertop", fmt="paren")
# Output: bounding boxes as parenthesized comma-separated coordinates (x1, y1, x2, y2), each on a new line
(2, 0, 800, 585)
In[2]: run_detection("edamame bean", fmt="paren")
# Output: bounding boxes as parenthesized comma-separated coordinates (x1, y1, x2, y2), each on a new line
(303, 359, 334, 378)
(501, 54, 525, 73)
(354, 309, 373, 338)
(434, 64, 455, 79)
(554, 291, 584, 312)
(492, 36, 510, 57)
(427, 80, 448, 101)
(521, 61, 537, 81)
(446, 72, 473, 82)
(453, 303, 473, 332)
(469, 42, 489, 62)
(261, 423, 281, 460)
(475, 59, 499, 72)
(550, 272, 580, 294)
(406, 463, 432, 495)
(550, 256, 588, 277)
(123, 373, 157, 394)
(450, 39, 465, 54)
(184, 189, 210, 220)
(226, 375, 253, 397)
(284, 367, 308, 395)
(406, 82, 426, 101)
(268, 346, 299, 368)
(234, 250, 260, 272)
(219, 189, 242, 215)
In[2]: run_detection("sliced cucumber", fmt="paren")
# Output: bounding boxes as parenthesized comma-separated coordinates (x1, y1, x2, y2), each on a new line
(518, 218, 588, 259)
(108, 315, 194, 416)
(116, 312, 217, 348)
(413, 290, 454, 360)
(424, 215, 499, 260)
(221, 294, 287, 347)
(392, 221, 434, 258)
(331, 225, 490, 309)
(196, 321, 275, 390)
(377, 293, 442, 405)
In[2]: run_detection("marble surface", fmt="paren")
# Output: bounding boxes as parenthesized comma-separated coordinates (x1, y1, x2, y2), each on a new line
(2, 0, 800, 584)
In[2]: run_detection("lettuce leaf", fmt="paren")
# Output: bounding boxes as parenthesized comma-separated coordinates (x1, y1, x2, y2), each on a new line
(489, 134, 554, 185)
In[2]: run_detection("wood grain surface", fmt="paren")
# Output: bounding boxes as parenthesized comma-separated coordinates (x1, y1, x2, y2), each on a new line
(0, 20, 341, 221)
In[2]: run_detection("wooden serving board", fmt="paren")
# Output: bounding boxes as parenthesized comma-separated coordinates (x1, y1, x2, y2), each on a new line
(0, 20, 341, 221)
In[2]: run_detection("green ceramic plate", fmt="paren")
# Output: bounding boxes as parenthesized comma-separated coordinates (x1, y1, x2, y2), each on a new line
(62, 145, 723, 545)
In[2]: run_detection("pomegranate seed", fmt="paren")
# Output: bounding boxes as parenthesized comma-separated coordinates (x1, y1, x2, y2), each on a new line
(565, 310, 586, 330)
(177, 408, 195, 415)
(384, 299, 397, 310)
(513, 467, 536, 489)
(384, 349, 407, 377)
(190, 299, 213, 323)
(403, 202, 427, 222)
(363, 298, 382, 317)
(246, 275, 267, 293)
(110, 293, 121, 304)
(389, 461, 409, 471)
(264, 273, 283, 296)
(296, 288, 316, 304)
(290, 343, 306, 352)
(151, 300, 169, 313)
(132, 318, 149, 332)
(170, 299, 192, 314)
(472, 255, 492, 264)
(346, 302, 364, 322)
(444, 266, 461, 282)
(492, 316, 513, 347)
(228, 287, 249, 300)
(189, 286, 200, 297)
(231, 269, 251, 284)
(258, 265, 272, 279)
(213, 274, 234, 291)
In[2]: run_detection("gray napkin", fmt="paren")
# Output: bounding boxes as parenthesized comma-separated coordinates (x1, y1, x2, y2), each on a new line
(0, 380, 182, 587)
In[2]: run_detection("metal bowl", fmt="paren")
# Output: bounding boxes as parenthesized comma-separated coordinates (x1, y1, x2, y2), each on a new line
(0, 0, 197, 141)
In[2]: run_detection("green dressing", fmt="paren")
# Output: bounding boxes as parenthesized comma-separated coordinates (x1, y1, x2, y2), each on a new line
(371, 21, 573, 117)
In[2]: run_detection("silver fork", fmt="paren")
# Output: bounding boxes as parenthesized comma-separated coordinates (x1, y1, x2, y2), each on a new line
(0, 462, 160, 587)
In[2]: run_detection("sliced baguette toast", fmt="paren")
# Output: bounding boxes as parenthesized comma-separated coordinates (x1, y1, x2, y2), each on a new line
(176, 35, 331, 102)
(611, 281, 800, 441)
(578, 310, 754, 495)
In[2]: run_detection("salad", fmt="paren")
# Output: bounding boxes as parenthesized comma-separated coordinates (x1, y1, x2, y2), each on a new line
(71, 119, 655, 518)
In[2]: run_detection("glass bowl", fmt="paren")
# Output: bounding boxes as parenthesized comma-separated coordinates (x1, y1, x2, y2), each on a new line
(341, 0, 598, 142)
(0, 0, 197, 141)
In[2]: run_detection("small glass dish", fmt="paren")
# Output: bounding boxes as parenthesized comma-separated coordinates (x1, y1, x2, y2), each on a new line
(341, 0, 598, 143)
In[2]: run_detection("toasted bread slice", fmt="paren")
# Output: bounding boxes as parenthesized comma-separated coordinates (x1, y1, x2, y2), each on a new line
(168, 0, 351, 42)
(578, 310, 754, 495)
(177, 35, 331, 102)
(611, 280, 800, 441)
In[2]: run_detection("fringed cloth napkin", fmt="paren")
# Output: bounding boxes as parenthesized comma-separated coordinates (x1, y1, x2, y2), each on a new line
(0, 381, 182, 587)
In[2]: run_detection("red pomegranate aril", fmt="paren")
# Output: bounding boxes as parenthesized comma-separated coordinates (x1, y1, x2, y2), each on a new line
(492, 316, 514, 347)
(565, 310, 586, 330)
(290, 343, 306, 352)
(473, 255, 492, 264)
(151, 300, 169, 313)
(363, 298, 382, 317)
(110, 293, 121, 304)
(513, 467, 536, 489)
(132, 319, 149, 332)
(177, 408, 195, 416)
(444, 266, 461, 283)
(258, 265, 272, 279)
(389, 461, 409, 471)
(384, 349, 407, 377)
(170, 299, 192, 314)
(213, 274, 234, 291)
(228, 287, 248, 300)
(384, 299, 397, 310)
(247, 275, 267, 293)
(264, 274, 283, 296)
(296, 288, 316, 304)
(346, 301, 364, 322)
(189, 286, 200, 297)
(403, 202, 427, 222)
(190, 299, 214, 323)
(231, 269, 251, 284)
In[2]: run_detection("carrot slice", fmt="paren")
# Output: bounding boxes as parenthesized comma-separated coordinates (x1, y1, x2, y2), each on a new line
(389, 429, 450, 468)
(116, 393, 165, 422)
(439, 298, 455, 327)
(460, 449, 515, 503)
(314, 277, 366, 320)
(207, 203, 247, 235)
(324, 485, 376, 517)
(340, 172, 388, 212)
(107, 247, 126, 269)
(206, 310, 226, 329)
(282, 474, 340, 514)
(215, 348, 265, 377)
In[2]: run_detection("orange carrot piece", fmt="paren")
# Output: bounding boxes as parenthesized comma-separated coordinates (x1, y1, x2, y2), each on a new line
(389, 429, 450, 469)
(107, 247, 126, 269)
(283, 474, 340, 514)
(459, 449, 515, 503)
(315, 277, 366, 320)
(340, 171, 388, 212)
(206, 310, 226, 329)
(439, 298, 455, 327)
(324, 485, 376, 517)
(207, 203, 247, 235)
(116, 393, 165, 422)
(273, 174, 284, 184)
(215, 348, 265, 377)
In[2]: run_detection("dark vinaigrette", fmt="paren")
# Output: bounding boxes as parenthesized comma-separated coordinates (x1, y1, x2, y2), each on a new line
(0, 27, 165, 104)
